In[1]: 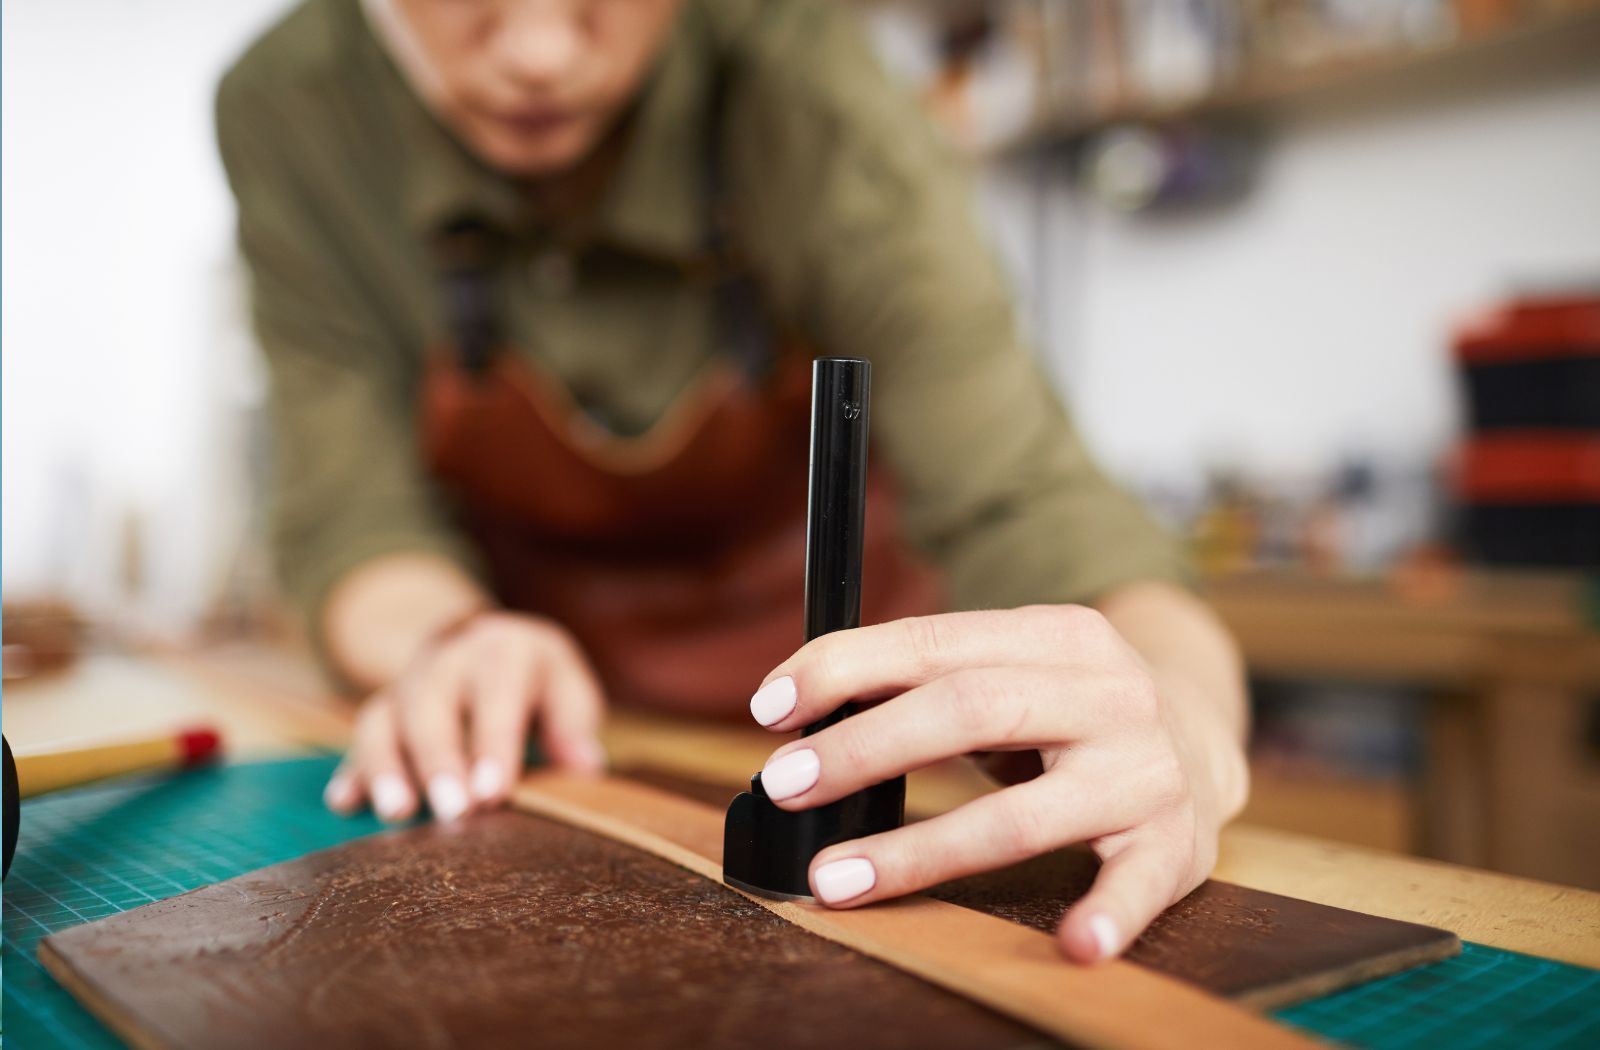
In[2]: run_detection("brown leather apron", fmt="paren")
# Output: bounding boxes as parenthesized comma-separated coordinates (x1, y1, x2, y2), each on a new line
(416, 57, 940, 715)
(418, 233, 941, 718)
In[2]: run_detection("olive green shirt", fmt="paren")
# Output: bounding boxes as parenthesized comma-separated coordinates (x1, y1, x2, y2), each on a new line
(216, 0, 1185, 636)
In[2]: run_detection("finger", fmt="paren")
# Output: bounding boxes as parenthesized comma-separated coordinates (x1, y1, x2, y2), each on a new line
(805, 774, 1128, 907)
(1057, 839, 1189, 965)
(394, 645, 473, 823)
(758, 667, 1072, 809)
(322, 758, 363, 815)
(751, 606, 1117, 732)
(353, 698, 418, 823)
(466, 638, 538, 805)
(534, 635, 607, 774)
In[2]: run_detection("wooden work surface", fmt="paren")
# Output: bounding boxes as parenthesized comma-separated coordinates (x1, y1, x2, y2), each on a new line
(1205, 569, 1600, 891)
(1202, 570, 1600, 688)
(8, 643, 1599, 969)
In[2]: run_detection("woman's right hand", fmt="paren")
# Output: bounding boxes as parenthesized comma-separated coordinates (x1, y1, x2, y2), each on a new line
(321, 611, 608, 824)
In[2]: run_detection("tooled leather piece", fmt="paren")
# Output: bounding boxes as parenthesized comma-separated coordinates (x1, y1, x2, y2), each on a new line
(621, 767, 1460, 1007)
(42, 811, 1055, 1050)
(924, 850, 1458, 1005)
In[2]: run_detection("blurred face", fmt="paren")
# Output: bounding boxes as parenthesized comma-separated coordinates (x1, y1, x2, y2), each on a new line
(392, 0, 684, 176)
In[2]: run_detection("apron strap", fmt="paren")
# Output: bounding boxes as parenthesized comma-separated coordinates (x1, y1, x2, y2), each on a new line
(702, 48, 776, 383)
(436, 216, 500, 378)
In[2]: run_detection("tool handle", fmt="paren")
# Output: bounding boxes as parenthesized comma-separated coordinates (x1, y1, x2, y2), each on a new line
(803, 357, 870, 735)
(3, 736, 17, 879)
(14, 728, 222, 799)
(720, 356, 903, 900)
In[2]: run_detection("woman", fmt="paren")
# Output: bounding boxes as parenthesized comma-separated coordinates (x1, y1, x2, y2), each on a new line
(217, 0, 1248, 964)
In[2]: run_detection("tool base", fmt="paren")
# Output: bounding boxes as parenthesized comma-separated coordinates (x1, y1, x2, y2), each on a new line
(721, 771, 904, 900)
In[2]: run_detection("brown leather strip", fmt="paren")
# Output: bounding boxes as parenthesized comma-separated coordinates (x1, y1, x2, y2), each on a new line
(513, 772, 1323, 1050)
(614, 765, 1463, 1010)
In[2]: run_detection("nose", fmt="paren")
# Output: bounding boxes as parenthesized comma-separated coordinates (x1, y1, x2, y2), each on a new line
(491, 0, 583, 90)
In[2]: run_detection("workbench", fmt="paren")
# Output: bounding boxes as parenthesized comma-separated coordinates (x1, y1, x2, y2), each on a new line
(4, 645, 1598, 1048)
(1206, 570, 1600, 888)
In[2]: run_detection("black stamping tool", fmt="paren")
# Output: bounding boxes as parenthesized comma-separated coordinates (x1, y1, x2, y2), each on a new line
(721, 357, 906, 900)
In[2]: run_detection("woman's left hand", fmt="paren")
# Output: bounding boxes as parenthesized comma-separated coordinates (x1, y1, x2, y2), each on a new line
(747, 604, 1248, 964)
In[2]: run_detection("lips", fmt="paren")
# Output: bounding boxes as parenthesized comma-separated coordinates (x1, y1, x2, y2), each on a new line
(495, 107, 580, 134)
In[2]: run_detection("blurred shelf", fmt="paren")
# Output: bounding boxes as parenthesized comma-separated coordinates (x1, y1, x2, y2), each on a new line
(868, 0, 1600, 154)
(1202, 568, 1600, 690)
(1046, 0, 1600, 139)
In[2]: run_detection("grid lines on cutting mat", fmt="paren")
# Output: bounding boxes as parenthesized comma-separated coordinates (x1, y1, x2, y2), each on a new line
(3, 756, 383, 1049)
(1275, 941, 1599, 1048)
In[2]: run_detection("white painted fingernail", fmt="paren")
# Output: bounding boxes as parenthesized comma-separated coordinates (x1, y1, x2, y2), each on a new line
(427, 774, 470, 823)
(372, 774, 412, 821)
(470, 758, 505, 801)
(323, 774, 356, 810)
(814, 858, 876, 904)
(1089, 914, 1121, 960)
(749, 676, 797, 726)
(761, 748, 820, 800)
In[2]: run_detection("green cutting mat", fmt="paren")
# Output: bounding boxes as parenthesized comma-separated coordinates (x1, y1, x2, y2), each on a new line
(3, 757, 1597, 1049)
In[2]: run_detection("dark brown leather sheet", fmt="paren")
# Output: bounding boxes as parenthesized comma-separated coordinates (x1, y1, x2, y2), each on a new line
(929, 850, 1457, 1007)
(41, 811, 1051, 1050)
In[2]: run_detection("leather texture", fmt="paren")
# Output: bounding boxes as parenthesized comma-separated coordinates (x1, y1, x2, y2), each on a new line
(41, 810, 1045, 1050)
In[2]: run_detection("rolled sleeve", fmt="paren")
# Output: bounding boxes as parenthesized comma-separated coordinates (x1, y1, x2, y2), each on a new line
(216, 70, 480, 634)
(729, 2, 1189, 609)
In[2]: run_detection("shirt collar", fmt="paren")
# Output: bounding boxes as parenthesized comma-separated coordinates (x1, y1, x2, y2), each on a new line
(359, 0, 713, 260)
(588, 12, 713, 259)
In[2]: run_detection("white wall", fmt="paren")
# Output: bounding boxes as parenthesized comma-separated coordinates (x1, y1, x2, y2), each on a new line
(985, 20, 1600, 484)
(2, 0, 289, 631)
(4, 2, 1598, 633)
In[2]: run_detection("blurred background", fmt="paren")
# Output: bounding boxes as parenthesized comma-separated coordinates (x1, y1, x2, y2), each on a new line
(4, 0, 1599, 887)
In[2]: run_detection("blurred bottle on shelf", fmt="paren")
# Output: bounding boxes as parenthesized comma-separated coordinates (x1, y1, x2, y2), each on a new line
(1169, 454, 1444, 579)
(916, 3, 1043, 155)
(1191, 472, 1264, 576)
(1079, 122, 1259, 212)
